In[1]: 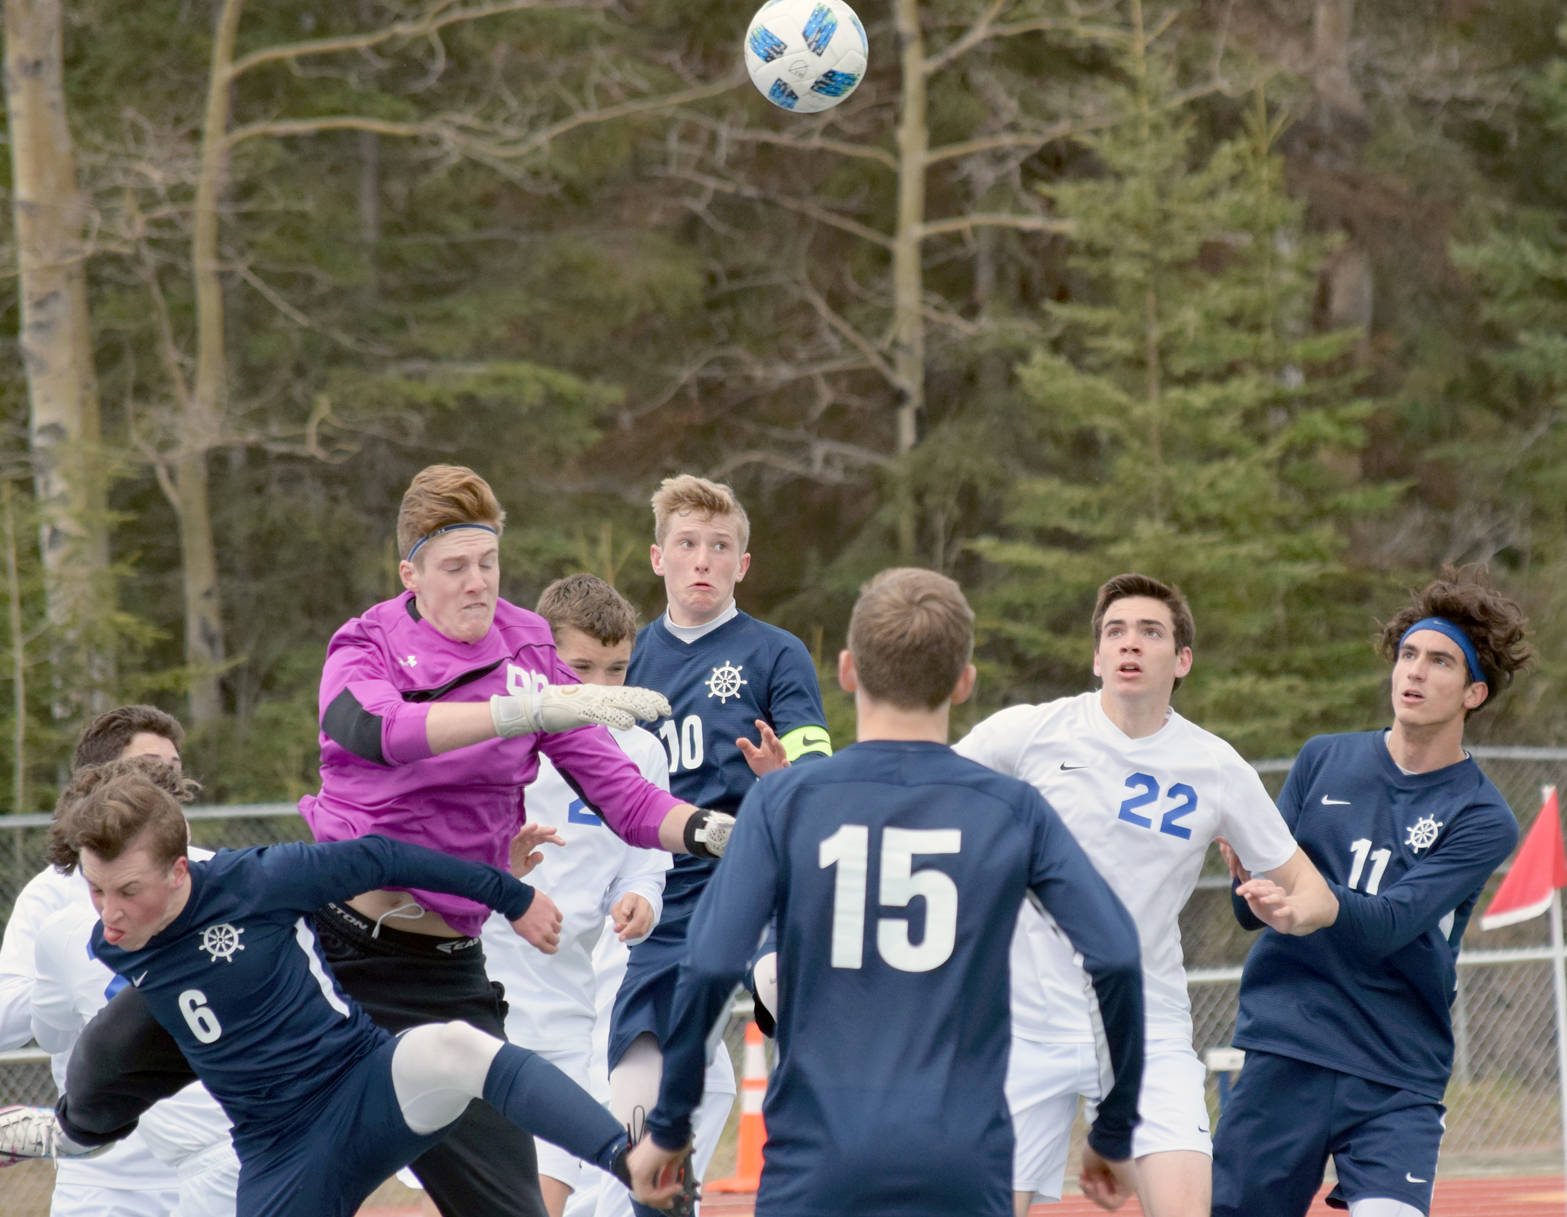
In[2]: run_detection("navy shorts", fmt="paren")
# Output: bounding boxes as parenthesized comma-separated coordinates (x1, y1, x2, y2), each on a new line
(1212, 1050, 1443, 1217)
(608, 911, 689, 1068)
(236, 1037, 445, 1217)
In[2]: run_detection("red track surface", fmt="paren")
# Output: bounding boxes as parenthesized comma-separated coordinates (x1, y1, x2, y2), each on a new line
(363, 1175, 1567, 1216)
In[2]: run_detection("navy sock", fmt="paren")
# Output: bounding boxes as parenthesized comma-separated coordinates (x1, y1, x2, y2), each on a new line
(481, 1044, 626, 1171)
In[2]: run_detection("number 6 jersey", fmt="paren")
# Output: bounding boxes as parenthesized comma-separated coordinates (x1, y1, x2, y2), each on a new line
(91, 836, 533, 1158)
(956, 690, 1298, 1046)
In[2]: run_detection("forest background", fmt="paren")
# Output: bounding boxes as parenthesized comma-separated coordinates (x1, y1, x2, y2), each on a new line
(2, 0, 1565, 811)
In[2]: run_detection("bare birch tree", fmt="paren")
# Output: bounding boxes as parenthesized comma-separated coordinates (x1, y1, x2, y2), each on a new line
(3, 0, 115, 725)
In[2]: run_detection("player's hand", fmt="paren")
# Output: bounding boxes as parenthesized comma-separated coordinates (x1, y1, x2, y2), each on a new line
(737, 719, 789, 777)
(509, 822, 564, 877)
(490, 684, 671, 736)
(1217, 836, 1250, 884)
(511, 890, 563, 953)
(1235, 876, 1312, 935)
(626, 1136, 691, 1210)
(1078, 1144, 1136, 1210)
(611, 893, 655, 942)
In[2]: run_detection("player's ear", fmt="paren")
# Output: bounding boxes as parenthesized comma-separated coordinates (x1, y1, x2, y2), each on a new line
(398, 559, 417, 592)
(649, 543, 664, 577)
(837, 649, 857, 693)
(950, 664, 977, 706)
(1463, 681, 1489, 712)
(735, 551, 751, 583)
(1175, 646, 1193, 679)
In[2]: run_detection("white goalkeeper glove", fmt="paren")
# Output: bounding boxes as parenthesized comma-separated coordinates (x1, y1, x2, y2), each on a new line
(682, 807, 736, 859)
(490, 684, 671, 736)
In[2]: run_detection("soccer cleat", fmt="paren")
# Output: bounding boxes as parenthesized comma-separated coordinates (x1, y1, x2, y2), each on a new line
(612, 1108, 700, 1217)
(0, 1106, 63, 1166)
(666, 1146, 701, 1217)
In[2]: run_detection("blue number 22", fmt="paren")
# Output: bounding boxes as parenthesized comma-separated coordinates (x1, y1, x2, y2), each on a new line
(1116, 773, 1199, 840)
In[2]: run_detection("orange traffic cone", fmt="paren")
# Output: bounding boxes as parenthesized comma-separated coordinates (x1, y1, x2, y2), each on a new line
(708, 1021, 769, 1193)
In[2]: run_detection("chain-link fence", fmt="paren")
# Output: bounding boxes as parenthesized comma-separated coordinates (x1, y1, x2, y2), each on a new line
(2, 746, 1565, 1212)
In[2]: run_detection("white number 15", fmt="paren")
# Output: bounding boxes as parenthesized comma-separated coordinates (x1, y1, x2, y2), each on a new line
(818, 825, 961, 973)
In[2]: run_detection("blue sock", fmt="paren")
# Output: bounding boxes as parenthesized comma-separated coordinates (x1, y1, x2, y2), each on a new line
(481, 1044, 626, 1172)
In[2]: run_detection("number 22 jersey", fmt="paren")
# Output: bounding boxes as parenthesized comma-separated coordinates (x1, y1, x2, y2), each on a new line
(957, 690, 1298, 1045)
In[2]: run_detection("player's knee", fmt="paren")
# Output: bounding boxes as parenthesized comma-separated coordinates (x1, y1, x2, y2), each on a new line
(393, 1021, 504, 1135)
(428, 1019, 503, 1073)
(396, 1021, 501, 1091)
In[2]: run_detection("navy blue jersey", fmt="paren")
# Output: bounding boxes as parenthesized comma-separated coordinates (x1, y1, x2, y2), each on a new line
(92, 837, 532, 1156)
(627, 612, 829, 922)
(1232, 731, 1517, 1099)
(646, 741, 1144, 1217)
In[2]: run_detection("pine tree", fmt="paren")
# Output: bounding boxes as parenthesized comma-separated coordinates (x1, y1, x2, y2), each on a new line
(970, 3, 1396, 756)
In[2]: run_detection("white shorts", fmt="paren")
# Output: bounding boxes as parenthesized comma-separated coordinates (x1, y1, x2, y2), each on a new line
(172, 1139, 240, 1217)
(1084, 1039, 1213, 1160)
(1006, 1038, 1100, 1201)
(50, 1182, 181, 1217)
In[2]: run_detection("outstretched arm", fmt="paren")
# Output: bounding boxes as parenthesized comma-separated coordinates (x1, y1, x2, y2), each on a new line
(1236, 847, 1339, 936)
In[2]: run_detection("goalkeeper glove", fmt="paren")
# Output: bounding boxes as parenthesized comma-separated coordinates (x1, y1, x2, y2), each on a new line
(682, 808, 735, 859)
(490, 684, 670, 737)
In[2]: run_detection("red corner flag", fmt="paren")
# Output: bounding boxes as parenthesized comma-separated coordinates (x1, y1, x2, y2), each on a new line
(1482, 787, 1566, 930)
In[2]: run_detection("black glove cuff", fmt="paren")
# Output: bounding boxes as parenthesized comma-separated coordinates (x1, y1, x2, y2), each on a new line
(683, 808, 723, 859)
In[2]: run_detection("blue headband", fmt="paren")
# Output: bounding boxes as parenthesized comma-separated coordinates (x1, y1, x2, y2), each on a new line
(405, 523, 498, 563)
(1399, 617, 1486, 686)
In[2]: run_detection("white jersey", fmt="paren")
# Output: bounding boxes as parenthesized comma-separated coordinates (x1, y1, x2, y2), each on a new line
(30, 853, 238, 1204)
(956, 690, 1297, 1043)
(483, 723, 671, 1052)
(0, 864, 84, 1048)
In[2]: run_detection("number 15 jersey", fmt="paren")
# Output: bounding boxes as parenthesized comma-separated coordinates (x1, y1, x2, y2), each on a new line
(957, 690, 1298, 1044)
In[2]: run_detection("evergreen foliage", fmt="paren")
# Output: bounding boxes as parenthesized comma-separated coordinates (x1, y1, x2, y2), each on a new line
(970, 11, 1396, 756)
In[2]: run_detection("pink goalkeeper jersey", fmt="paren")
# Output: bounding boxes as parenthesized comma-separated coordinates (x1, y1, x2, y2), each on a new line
(299, 592, 680, 936)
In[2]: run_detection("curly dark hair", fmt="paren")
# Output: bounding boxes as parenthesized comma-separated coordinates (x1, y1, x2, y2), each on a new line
(49, 755, 200, 874)
(1378, 566, 1533, 715)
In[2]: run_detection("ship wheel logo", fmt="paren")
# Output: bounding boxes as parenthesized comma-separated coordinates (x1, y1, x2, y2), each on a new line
(199, 923, 245, 964)
(705, 661, 748, 704)
(1404, 816, 1444, 854)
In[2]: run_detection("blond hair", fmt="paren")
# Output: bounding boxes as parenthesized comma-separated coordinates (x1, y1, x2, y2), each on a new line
(650, 474, 750, 551)
(848, 568, 974, 710)
(396, 465, 506, 562)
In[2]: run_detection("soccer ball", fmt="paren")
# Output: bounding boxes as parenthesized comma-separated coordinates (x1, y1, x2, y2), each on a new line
(744, 0, 868, 115)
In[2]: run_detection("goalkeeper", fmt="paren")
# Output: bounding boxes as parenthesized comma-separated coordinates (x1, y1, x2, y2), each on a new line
(40, 465, 731, 1217)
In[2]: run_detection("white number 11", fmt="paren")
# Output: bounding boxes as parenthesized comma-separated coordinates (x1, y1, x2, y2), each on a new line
(818, 824, 961, 973)
(1347, 837, 1391, 894)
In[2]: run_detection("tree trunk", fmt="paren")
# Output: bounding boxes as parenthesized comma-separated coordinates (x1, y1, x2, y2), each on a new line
(176, 0, 245, 727)
(1312, 0, 1363, 120)
(891, 0, 929, 559)
(4, 0, 115, 722)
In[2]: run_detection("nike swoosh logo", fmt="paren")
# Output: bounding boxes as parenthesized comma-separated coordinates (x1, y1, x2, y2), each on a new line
(1321, 796, 1351, 805)
(800, 732, 829, 748)
(1405, 1173, 1427, 1184)
(132, 971, 149, 987)
(1060, 762, 1090, 771)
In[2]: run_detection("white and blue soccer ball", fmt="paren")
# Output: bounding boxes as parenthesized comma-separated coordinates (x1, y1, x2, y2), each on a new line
(744, 0, 868, 115)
